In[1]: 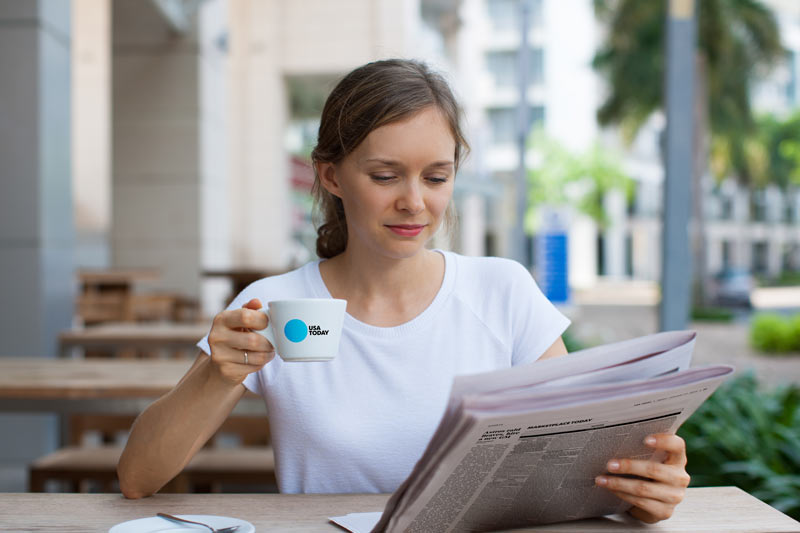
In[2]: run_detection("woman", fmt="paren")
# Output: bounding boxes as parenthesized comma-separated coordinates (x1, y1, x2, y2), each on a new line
(118, 59, 689, 523)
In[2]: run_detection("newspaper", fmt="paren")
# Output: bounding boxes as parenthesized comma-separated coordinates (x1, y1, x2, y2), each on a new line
(331, 331, 734, 533)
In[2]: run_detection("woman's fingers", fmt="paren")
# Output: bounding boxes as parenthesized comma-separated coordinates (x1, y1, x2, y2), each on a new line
(234, 349, 275, 367)
(602, 457, 690, 488)
(596, 469, 686, 503)
(206, 298, 276, 384)
(215, 344, 273, 365)
(209, 323, 273, 352)
(228, 328, 274, 353)
(242, 298, 263, 310)
(647, 433, 688, 467)
(594, 433, 690, 524)
(220, 306, 269, 331)
(607, 489, 677, 523)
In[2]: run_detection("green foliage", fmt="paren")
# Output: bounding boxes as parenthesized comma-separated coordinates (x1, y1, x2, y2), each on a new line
(593, 0, 784, 186)
(690, 307, 735, 322)
(525, 134, 634, 233)
(678, 374, 800, 519)
(758, 112, 800, 189)
(750, 313, 800, 353)
(561, 328, 586, 353)
(758, 271, 800, 287)
(791, 315, 800, 346)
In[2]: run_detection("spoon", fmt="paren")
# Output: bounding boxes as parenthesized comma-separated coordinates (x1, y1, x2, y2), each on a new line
(156, 513, 241, 533)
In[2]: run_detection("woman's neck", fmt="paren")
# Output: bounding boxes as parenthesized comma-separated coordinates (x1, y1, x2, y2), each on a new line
(319, 246, 445, 327)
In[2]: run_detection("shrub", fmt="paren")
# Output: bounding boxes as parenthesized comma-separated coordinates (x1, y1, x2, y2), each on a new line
(691, 307, 735, 322)
(678, 374, 800, 519)
(562, 328, 586, 352)
(790, 315, 800, 350)
(750, 313, 798, 353)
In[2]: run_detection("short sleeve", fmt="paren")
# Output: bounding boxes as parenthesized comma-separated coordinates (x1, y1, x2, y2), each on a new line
(508, 262, 571, 366)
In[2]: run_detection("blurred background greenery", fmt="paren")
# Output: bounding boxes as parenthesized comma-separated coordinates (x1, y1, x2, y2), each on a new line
(678, 374, 800, 520)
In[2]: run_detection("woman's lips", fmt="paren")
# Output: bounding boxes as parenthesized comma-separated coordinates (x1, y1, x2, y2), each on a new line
(386, 224, 425, 237)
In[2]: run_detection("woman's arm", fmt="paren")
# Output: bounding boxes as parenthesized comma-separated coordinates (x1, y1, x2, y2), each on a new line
(117, 298, 274, 498)
(538, 336, 568, 360)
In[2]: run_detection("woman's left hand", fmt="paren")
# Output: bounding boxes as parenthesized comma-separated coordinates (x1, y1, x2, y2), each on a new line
(595, 433, 691, 523)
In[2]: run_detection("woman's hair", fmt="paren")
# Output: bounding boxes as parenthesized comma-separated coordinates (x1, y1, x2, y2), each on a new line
(310, 58, 469, 259)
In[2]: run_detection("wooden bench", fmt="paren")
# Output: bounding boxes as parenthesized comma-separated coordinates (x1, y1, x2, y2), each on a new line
(28, 415, 276, 493)
(29, 445, 276, 493)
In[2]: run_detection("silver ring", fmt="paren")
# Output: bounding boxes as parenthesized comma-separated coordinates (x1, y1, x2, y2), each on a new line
(243, 351, 248, 365)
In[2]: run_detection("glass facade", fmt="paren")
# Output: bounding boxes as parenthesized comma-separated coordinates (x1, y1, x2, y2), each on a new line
(486, 48, 544, 88)
(487, 105, 545, 145)
(486, 0, 542, 32)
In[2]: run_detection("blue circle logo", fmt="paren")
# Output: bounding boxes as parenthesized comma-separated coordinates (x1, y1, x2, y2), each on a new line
(284, 319, 308, 343)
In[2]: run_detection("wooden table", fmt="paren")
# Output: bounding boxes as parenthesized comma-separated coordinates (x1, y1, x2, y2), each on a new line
(59, 322, 211, 358)
(0, 487, 798, 532)
(0, 357, 270, 492)
(0, 357, 264, 416)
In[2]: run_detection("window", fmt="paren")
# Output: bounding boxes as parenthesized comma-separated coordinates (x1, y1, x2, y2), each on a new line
(752, 242, 769, 274)
(722, 241, 732, 269)
(750, 189, 767, 222)
(487, 0, 542, 32)
(783, 243, 800, 272)
(486, 49, 544, 89)
(487, 105, 545, 145)
(721, 197, 733, 220)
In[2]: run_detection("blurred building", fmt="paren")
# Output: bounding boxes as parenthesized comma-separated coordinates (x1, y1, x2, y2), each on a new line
(68, 0, 468, 318)
(455, 0, 602, 290)
(618, 0, 800, 285)
(0, 0, 465, 492)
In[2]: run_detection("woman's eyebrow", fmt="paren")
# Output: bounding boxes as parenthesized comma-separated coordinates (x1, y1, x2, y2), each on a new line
(361, 158, 454, 168)
(362, 158, 404, 167)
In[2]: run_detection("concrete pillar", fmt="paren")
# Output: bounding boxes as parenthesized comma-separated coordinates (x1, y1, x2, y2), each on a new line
(569, 213, 597, 288)
(602, 188, 627, 278)
(459, 194, 486, 256)
(631, 218, 659, 281)
(198, 0, 232, 315)
(0, 0, 73, 490)
(228, 0, 291, 269)
(111, 0, 229, 301)
(72, 0, 111, 268)
(768, 239, 784, 278)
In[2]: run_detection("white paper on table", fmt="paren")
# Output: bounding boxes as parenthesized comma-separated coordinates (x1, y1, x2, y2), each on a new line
(329, 511, 382, 533)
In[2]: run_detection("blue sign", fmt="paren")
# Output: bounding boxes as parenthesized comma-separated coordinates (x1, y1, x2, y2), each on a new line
(537, 232, 569, 303)
(535, 208, 569, 304)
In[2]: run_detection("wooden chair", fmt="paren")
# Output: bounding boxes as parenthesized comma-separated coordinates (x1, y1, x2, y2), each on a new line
(28, 415, 276, 493)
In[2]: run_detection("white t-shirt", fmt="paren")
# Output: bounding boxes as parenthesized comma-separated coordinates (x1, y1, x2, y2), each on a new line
(197, 251, 570, 494)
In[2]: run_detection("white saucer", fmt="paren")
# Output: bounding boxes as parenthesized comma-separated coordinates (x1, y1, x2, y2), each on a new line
(109, 514, 255, 533)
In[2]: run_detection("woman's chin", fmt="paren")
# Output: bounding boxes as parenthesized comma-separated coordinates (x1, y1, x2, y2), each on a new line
(377, 238, 430, 260)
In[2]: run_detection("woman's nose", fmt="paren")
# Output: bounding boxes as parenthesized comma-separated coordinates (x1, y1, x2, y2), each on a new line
(396, 181, 425, 213)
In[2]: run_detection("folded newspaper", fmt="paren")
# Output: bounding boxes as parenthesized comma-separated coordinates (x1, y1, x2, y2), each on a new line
(331, 330, 734, 533)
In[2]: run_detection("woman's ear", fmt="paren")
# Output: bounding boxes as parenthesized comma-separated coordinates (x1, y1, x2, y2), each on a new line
(316, 161, 343, 198)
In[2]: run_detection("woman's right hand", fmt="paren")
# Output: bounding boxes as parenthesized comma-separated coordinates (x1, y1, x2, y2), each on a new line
(207, 298, 275, 384)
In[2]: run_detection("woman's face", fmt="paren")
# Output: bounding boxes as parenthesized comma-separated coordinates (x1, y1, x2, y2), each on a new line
(319, 106, 457, 260)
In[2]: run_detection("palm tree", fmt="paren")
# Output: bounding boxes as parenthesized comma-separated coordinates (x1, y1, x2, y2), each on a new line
(592, 0, 784, 306)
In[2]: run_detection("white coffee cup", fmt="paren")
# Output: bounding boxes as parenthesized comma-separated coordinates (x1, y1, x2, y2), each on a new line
(254, 298, 347, 362)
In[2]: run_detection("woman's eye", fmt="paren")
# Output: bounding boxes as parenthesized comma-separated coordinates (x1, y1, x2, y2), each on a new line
(371, 175, 396, 182)
(426, 176, 449, 184)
